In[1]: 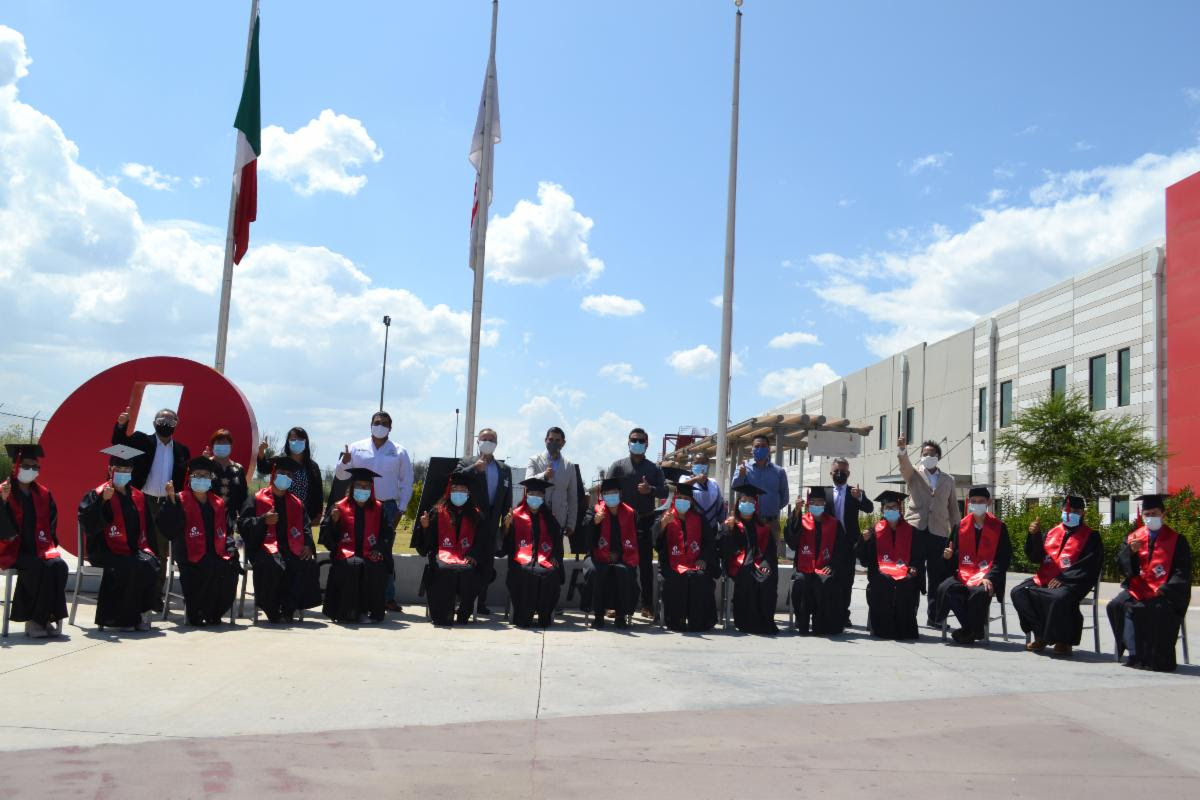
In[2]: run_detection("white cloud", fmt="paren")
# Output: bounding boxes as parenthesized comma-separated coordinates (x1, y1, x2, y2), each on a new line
(993, 166, 1015, 180)
(1074, 140, 1094, 152)
(759, 363, 840, 400)
(906, 151, 952, 174)
(120, 162, 179, 191)
(986, 188, 1007, 204)
(767, 331, 820, 349)
(1184, 87, 1200, 105)
(580, 293, 644, 317)
(666, 344, 743, 377)
(598, 362, 646, 390)
(258, 109, 383, 196)
(837, 198, 854, 208)
(190, 176, 206, 189)
(1016, 124, 1039, 136)
(811, 145, 1200, 356)
(0, 26, 31, 88)
(485, 181, 604, 284)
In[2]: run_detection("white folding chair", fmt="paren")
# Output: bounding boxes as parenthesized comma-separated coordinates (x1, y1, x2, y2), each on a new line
(721, 575, 734, 631)
(69, 522, 106, 628)
(941, 587, 1009, 642)
(1, 568, 15, 637)
(237, 542, 256, 623)
(1024, 574, 1100, 653)
(785, 572, 800, 630)
(653, 571, 665, 629)
(1111, 607, 1191, 666)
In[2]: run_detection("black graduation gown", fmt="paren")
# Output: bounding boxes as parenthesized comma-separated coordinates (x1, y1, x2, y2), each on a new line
(0, 486, 67, 627)
(319, 504, 389, 623)
(78, 489, 160, 628)
(415, 507, 489, 626)
(501, 508, 563, 628)
(784, 515, 847, 635)
(936, 522, 1012, 640)
(654, 513, 719, 632)
(1107, 533, 1192, 671)
(581, 507, 640, 622)
(858, 527, 924, 640)
(239, 494, 321, 622)
(719, 518, 779, 635)
(1010, 526, 1102, 646)
(156, 498, 239, 625)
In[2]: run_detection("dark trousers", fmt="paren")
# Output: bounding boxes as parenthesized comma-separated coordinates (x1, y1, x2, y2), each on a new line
(506, 566, 560, 628)
(1010, 578, 1083, 645)
(939, 578, 992, 638)
(11, 555, 68, 626)
(791, 571, 843, 634)
(662, 569, 717, 632)
(144, 495, 168, 607)
(323, 558, 388, 623)
(428, 565, 480, 626)
(636, 515, 655, 610)
(923, 530, 951, 624)
(93, 553, 160, 628)
(1107, 591, 1183, 672)
(589, 561, 639, 620)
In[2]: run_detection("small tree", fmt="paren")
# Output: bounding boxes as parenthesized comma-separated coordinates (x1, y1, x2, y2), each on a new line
(995, 390, 1166, 499)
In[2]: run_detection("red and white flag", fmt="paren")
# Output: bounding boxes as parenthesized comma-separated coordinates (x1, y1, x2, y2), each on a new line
(468, 45, 500, 271)
(231, 12, 261, 265)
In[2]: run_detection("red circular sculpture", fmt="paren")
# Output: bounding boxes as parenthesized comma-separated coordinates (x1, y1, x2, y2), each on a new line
(38, 356, 259, 555)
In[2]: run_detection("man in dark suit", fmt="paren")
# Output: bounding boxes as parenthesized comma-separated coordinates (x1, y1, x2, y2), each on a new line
(457, 427, 513, 614)
(824, 457, 873, 626)
(111, 405, 191, 605)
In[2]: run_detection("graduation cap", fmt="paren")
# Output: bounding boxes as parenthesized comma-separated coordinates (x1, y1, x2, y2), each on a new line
(807, 486, 829, 502)
(346, 467, 381, 483)
(186, 456, 219, 475)
(270, 456, 301, 473)
(874, 490, 908, 505)
(520, 476, 553, 492)
(447, 468, 473, 486)
(1136, 493, 1168, 511)
(100, 444, 142, 467)
(733, 483, 765, 498)
(4, 443, 43, 461)
(599, 477, 621, 493)
(1060, 495, 1086, 510)
(967, 485, 992, 499)
(671, 481, 695, 496)
(661, 466, 686, 484)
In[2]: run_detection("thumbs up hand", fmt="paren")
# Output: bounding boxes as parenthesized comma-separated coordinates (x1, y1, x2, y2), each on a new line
(117, 406, 130, 427)
(850, 484, 861, 500)
(330, 507, 341, 523)
(341, 445, 352, 465)
(102, 483, 115, 501)
(165, 481, 177, 503)
(0, 481, 9, 503)
(257, 439, 269, 459)
(636, 475, 652, 495)
(419, 511, 431, 529)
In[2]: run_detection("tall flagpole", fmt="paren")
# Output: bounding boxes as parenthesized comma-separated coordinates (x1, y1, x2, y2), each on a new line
(463, 0, 499, 460)
(715, 1, 742, 491)
(214, 0, 260, 374)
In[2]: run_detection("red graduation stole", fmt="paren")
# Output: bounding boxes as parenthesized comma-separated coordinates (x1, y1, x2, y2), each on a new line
(333, 496, 383, 561)
(794, 512, 837, 574)
(179, 490, 230, 564)
(663, 508, 704, 575)
(2, 481, 58, 569)
(956, 514, 1001, 587)
(1033, 523, 1093, 587)
(729, 518, 771, 577)
(254, 486, 307, 557)
(511, 503, 555, 569)
(1127, 525, 1179, 602)
(593, 502, 639, 568)
(874, 519, 914, 580)
(435, 504, 477, 567)
(96, 483, 153, 557)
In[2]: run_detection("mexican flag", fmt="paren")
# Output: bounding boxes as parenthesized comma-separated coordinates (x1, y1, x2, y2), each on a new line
(231, 13, 261, 265)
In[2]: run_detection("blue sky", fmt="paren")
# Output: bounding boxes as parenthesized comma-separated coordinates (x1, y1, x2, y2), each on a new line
(2, 0, 1200, 477)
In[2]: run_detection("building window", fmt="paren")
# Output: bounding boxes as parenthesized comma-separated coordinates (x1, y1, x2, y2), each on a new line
(1090, 354, 1106, 411)
(1000, 381, 1013, 427)
(978, 387, 987, 432)
(1117, 348, 1131, 407)
(878, 414, 887, 450)
(897, 407, 915, 442)
(994, 498, 1004, 518)
(1111, 495, 1129, 523)
(1051, 366, 1066, 398)
(1025, 497, 1040, 512)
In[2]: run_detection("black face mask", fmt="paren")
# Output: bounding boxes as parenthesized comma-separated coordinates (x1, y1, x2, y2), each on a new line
(154, 422, 175, 438)
(832, 471, 849, 484)
(546, 441, 562, 454)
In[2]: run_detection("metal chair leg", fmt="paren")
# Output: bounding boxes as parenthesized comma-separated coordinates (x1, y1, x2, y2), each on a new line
(69, 558, 85, 626)
(1092, 579, 1101, 654)
(2, 571, 13, 637)
(1182, 617, 1190, 665)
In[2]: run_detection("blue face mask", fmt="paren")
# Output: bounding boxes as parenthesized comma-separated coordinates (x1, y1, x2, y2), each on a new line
(527, 495, 544, 510)
(883, 509, 901, 523)
(752, 446, 770, 462)
(602, 493, 620, 508)
(288, 439, 306, 455)
(628, 441, 647, 456)
(273, 474, 293, 491)
(352, 487, 372, 503)
(809, 505, 825, 517)
(737, 501, 756, 517)
(692, 464, 708, 477)
(112, 471, 132, 488)
(1062, 511, 1081, 527)
(212, 443, 232, 459)
(674, 498, 691, 514)
(450, 491, 469, 508)
(189, 476, 212, 493)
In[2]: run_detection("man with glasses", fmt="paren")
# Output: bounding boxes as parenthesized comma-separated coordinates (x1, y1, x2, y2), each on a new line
(605, 427, 667, 618)
(112, 405, 191, 607)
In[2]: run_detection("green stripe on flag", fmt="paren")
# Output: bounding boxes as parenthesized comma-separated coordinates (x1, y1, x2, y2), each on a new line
(233, 16, 261, 156)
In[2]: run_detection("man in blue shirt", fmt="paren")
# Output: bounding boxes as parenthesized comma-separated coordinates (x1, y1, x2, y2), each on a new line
(456, 427, 512, 614)
(731, 434, 790, 525)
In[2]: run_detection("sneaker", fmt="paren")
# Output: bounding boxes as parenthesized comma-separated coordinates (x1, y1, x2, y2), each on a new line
(638, 606, 654, 619)
(136, 620, 152, 632)
(1025, 639, 1047, 653)
(25, 621, 48, 639)
(384, 600, 401, 612)
(951, 628, 973, 644)
(46, 620, 61, 637)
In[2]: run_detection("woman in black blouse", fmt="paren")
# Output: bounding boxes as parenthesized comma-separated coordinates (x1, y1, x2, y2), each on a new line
(256, 426, 324, 522)
(208, 428, 248, 516)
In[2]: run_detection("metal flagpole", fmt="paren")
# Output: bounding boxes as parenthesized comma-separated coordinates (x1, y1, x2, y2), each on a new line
(214, 0, 260, 374)
(463, 0, 499, 460)
(715, 0, 743, 491)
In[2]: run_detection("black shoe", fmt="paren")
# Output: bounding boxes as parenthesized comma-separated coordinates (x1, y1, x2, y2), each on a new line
(950, 627, 973, 644)
(614, 616, 629, 629)
(591, 617, 605, 629)
(385, 600, 401, 612)
(476, 604, 493, 615)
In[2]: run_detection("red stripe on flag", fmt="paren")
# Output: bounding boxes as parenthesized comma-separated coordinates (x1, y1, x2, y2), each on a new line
(471, 179, 479, 228)
(232, 160, 257, 265)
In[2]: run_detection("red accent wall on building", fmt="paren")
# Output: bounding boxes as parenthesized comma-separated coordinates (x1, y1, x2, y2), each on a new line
(1166, 172, 1200, 491)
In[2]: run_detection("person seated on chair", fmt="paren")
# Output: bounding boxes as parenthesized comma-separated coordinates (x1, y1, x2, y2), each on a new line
(501, 475, 563, 628)
(653, 481, 718, 632)
(320, 467, 388, 624)
(1010, 496, 1102, 658)
(1108, 494, 1192, 671)
(0, 444, 67, 638)
(155, 457, 239, 627)
(240, 457, 321, 623)
(719, 483, 778, 635)
(860, 490, 923, 641)
(414, 469, 487, 626)
(936, 486, 1011, 644)
(784, 486, 846, 635)
(77, 445, 159, 632)
(583, 477, 640, 629)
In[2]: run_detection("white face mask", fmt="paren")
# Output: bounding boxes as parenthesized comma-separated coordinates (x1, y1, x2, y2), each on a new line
(969, 503, 988, 517)
(1144, 516, 1164, 531)
(371, 424, 390, 439)
(477, 440, 497, 456)
(921, 455, 939, 471)
(17, 468, 38, 485)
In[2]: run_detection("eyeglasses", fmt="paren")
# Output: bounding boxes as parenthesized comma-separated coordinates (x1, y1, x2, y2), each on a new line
(629, 438, 648, 444)
(18, 464, 40, 471)
(155, 419, 178, 428)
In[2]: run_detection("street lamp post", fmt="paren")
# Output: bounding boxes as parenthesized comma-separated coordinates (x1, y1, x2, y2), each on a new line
(454, 408, 461, 455)
(379, 315, 391, 412)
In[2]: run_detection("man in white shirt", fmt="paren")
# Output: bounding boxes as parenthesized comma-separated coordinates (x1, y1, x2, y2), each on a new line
(335, 410, 414, 609)
(526, 426, 579, 547)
